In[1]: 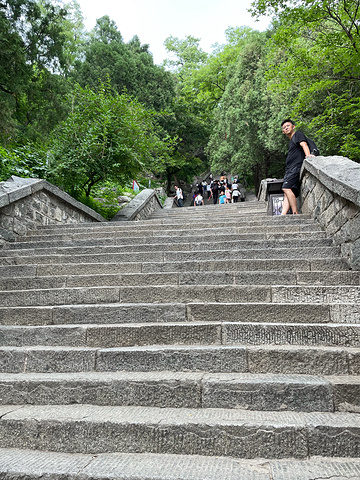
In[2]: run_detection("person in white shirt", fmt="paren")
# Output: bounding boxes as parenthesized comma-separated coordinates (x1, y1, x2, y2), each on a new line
(194, 192, 204, 206)
(173, 185, 184, 207)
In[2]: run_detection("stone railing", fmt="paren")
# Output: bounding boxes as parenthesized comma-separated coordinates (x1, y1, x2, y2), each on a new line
(0, 176, 105, 243)
(112, 188, 163, 221)
(301, 156, 360, 269)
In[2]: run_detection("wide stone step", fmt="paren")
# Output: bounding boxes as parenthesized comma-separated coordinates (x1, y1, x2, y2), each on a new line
(25, 212, 307, 231)
(2, 236, 331, 254)
(5, 230, 327, 250)
(2, 301, 358, 327)
(21, 214, 301, 232)
(20, 217, 318, 239)
(0, 269, 358, 291)
(1, 371, 358, 412)
(0, 303, 187, 326)
(0, 246, 341, 266)
(1, 344, 358, 374)
(0, 405, 360, 458)
(1, 322, 360, 348)
(0, 257, 349, 281)
(1, 450, 360, 480)
(2, 284, 359, 307)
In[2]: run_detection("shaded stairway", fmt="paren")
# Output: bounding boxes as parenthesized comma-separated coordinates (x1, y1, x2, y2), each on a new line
(0, 199, 360, 479)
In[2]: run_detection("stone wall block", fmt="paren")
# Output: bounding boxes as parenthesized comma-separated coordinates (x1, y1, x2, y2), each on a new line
(8, 185, 32, 203)
(12, 217, 27, 236)
(0, 176, 106, 241)
(0, 215, 14, 230)
(340, 214, 360, 243)
(301, 157, 360, 268)
(300, 173, 311, 198)
(350, 239, 360, 269)
(307, 192, 317, 216)
(326, 206, 349, 237)
(41, 203, 49, 216)
(0, 194, 9, 208)
(113, 189, 163, 222)
(318, 199, 339, 231)
(319, 188, 334, 212)
(340, 243, 352, 266)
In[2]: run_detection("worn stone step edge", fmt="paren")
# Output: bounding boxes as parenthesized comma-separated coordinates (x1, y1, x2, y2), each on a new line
(0, 284, 358, 307)
(0, 371, 358, 412)
(0, 405, 360, 458)
(15, 225, 324, 247)
(7, 230, 327, 250)
(25, 211, 305, 226)
(0, 269, 358, 292)
(3, 236, 331, 254)
(0, 258, 350, 278)
(0, 344, 359, 375)
(21, 216, 317, 233)
(2, 302, 355, 327)
(1, 450, 360, 480)
(28, 212, 309, 230)
(2, 321, 360, 348)
(0, 246, 342, 267)
(17, 223, 322, 242)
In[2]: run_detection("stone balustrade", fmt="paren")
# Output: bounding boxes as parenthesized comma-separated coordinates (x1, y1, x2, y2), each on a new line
(112, 188, 163, 221)
(0, 176, 105, 243)
(300, 155, 360, 269)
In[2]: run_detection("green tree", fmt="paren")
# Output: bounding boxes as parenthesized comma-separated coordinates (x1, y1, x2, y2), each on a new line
(0, 0, 84, 144)
(48, 81, 173, 197)
(250, 0, 360, 160)
(161, 35, 212, 188)
(207, 30, 292, 192)
(72, 16, 175, 111)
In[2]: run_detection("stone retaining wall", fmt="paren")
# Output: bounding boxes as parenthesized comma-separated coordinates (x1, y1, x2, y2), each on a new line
(301, 156, 360, 269)
(112, 188, 163, 221)
(0, 176, 105, 243)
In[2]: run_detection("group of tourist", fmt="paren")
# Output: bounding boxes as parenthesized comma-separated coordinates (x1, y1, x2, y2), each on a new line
(174, 174, 244, 207)
(192, 176, 243, 206)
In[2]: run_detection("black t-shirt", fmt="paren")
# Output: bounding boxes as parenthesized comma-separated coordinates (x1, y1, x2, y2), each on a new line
(286, 130, 307, 170)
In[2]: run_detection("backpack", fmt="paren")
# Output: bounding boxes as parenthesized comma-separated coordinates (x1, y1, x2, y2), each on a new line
(305, 136, 320, 156)
(292, 135, 320, 156)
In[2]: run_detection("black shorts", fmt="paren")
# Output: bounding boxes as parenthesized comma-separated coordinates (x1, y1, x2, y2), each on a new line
(282, 168, 301, 197)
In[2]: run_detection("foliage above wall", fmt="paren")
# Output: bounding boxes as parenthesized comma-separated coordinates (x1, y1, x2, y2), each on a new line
(1, 0, 359, 195)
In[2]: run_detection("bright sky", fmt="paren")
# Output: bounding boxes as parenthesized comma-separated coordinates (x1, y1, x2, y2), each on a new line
(75, 0, 271, 65)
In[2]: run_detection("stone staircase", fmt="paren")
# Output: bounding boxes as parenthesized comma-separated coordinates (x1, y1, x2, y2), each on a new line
(1, 199, 360, 479)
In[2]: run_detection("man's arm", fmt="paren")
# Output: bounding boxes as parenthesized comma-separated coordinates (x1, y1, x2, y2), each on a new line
(300, 141, 315, 157)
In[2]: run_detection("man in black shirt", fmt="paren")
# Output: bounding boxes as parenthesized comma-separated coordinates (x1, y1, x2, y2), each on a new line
(281, 119, 315, 215)
(210, 180, 219, 204)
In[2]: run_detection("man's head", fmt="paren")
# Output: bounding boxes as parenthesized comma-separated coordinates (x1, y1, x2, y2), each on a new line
(281, 119, 296, 138)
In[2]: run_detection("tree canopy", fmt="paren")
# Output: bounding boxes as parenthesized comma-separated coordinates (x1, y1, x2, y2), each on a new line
(48, 81, 173, 197)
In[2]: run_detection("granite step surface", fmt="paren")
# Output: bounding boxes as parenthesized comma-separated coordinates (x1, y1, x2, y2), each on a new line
(6, 231, 328, 253)
(1, 199, 360, 471)
(0, 246, 342, 266)
(2, 236, 332, 254)
(1, 405, 360, 458)
(1, 344, 359, 375)
(1, 321, 360, 348)
(1, 284, 359, 307)
(1, 449, 360, 480)
(19, 216, 318, 238)
(0, 257, 350, 279)
(0, 371, 359, 412)
(0, 269, 358, 291)
(2, 301, 353, 327)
